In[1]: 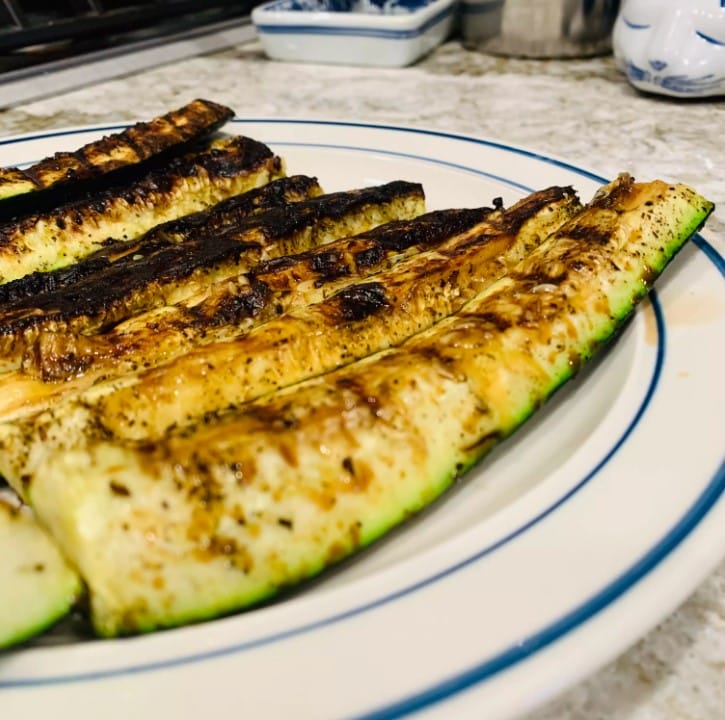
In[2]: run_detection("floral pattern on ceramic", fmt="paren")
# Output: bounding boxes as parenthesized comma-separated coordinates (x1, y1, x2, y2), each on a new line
(613, 0, 725, 97)
(266, 0, 434, 13)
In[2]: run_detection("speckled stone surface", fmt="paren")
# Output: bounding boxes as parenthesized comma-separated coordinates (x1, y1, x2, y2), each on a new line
(0, 39, 723, 719)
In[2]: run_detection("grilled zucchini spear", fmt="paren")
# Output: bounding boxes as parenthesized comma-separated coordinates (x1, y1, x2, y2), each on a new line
(0, 175, 712, 636)
(0, 134, 284, 284)
(0, 99, 233, 205)
(0, 188, 569, 421)
(0, 495, 82, 649)
(0, 181, 424, 374)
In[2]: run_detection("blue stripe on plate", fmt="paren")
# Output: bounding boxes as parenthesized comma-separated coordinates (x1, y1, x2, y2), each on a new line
(360, 463, 725, 719)
(1, 121, 723, 702)
(255, 5, 452, 40)
(268, 140, 534, 192)
(693, 234, 725, 278)
(356, 303, 725, 720)
(0, 125, 128, 147)
(233, 118, 612, 184)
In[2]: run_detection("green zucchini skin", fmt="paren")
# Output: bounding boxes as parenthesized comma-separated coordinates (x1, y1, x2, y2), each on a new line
(0, 174, 713, 637)
(0, 495, 83, 650)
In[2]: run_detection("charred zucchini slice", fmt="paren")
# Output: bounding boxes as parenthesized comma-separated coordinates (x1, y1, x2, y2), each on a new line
(0, 205, 488, 421)
(84, 184, 581, 441)
(0, 99, 233, 207)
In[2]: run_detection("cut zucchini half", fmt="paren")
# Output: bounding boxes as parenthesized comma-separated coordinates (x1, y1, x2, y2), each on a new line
(0, 494, 83, 649)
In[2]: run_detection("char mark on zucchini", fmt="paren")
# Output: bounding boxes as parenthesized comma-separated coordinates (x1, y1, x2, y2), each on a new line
(0, 99, 234, 218)
(0, 175, 322, 306)
(0, 181, 424, 377)
(253, 205, 494, 288)
(0, 134, 284, 285)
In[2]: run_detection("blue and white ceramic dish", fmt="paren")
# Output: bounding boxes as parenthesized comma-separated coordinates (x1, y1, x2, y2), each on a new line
(613, 0, 725, 98)
(251, 0, 457, 67)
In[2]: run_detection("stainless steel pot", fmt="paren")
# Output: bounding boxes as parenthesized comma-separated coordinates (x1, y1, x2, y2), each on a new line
(460, 0, 620, 58)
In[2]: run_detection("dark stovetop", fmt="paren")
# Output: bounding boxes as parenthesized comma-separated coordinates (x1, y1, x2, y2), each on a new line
(0, 1, 261, 107)
(1, 0, 258, 70)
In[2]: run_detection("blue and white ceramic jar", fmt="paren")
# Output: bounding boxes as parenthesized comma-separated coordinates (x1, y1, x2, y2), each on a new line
(613, 0, 725, 97)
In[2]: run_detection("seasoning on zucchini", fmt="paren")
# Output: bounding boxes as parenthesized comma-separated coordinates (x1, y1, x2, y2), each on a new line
(84, 184, 581, 441)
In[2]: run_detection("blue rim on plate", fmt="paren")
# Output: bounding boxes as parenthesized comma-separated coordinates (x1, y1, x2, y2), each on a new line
(1, 120, 723, 719)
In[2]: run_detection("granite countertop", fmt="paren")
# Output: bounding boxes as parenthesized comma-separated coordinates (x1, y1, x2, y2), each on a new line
(0, 39, 723, 719)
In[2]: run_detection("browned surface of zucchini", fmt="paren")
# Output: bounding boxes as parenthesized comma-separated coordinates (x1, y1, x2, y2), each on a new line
(0, 175, 323, 306)
(0, 205, 492, 420)
(0, 99, 233, 204)
(0, 134, 284, 284)
(87, 185, 580, 440)
(0, 181, 424, 377)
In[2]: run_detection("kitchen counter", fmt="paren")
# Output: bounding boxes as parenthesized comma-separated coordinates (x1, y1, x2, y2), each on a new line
(0, 39, 723, 719)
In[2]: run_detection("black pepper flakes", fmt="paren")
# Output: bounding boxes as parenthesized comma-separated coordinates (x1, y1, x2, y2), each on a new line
(109, 480, 131, 497)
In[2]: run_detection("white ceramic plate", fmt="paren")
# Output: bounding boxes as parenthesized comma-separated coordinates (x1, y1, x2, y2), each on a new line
(1, 120, 723, 720)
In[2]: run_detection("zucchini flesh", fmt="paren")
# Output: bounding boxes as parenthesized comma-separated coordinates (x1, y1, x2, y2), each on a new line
(0, 175, 713, 636)
(0, 135, 284, 284)
(0, 495, 82, 649)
